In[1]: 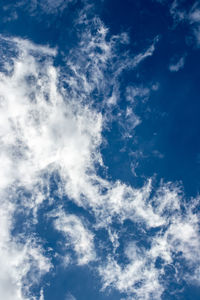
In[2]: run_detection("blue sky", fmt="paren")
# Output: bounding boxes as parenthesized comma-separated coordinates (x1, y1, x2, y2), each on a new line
(0, 1, 200, 299)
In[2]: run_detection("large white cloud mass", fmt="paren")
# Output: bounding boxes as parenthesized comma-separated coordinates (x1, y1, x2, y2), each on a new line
(0, 8, 199, 300)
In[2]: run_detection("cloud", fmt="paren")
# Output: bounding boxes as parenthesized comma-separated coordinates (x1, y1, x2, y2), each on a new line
(0, 37, 58, 299)
(126, 85, 150, 103)
(170, 1, 200, 47)
(98, 184, 200, 299)
(132, 37, 159, 67)
(65, 293, 77, 300)
(50, 209, 96, 265)
(99, 252, 163, 300)
(0, 199, 51, 300)
(39, 0, 77, 15)
(188, 4, 200, 46)
(169, 55, 185, 72)
(170, 0, 187, 23)
(157, 0, 200, 47)
(3, 0, 77, 21)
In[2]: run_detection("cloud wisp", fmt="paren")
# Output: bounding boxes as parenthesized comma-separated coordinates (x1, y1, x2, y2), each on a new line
(169, 55, 185, 72)
(170, 0, 200, 47)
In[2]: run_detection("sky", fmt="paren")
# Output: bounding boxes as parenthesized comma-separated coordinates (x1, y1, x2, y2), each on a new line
(0, 0, 200, 299)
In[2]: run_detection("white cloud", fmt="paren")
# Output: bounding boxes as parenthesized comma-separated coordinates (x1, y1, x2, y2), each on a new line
(65, 292, 76, 300)
(98, 184, 200, 299)
(189, 7, 200, 23)
(99, 253, 163, 300)
(1, 35, 57, 56)
(169, 56, 185, 72)
(40, 0, 76, 14)
(170, 1, 200, 47)
(0, 198, 51, 300)
(108, 228, 120, 253)
(9, 0, 76, 19)
(132, 40, 158, 67)
(0, 37, 58, 299)
(126, 85, 150, 103)
(39, 289, 44, 300)
(170, 0, 187, 23)
(188, 5, 200, 46)
(0, 27, 109, 295)
(51, 209, 96, 265)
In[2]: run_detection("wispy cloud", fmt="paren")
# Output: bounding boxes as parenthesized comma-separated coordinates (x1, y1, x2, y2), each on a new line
(126, 85, 150, 103)
(50, 208, 96, 265)
(169, 55, 185, 72)
(188, 3, 200, 46)
(3, 0, 77, 21)
(99, 184, 200, 300)
(0, 198, 51, 300)
(65, 292, 77, 300)
(170, 0, 200, 47)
